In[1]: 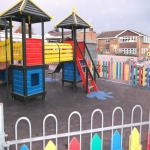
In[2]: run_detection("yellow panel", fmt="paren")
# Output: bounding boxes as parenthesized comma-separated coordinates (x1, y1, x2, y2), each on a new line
(45, 140, 56, 150)
(45, 57, 73, 63)
(113, 62, 116, 79)
(45, 50, 73, 54)
(45, 54, 73, 59)
(142, 67, 145, 86)
(129, 127, 141, 150)
(0, 38, 10, 62)
(13, 42, 22, 60)
(125, 64, 129, 81)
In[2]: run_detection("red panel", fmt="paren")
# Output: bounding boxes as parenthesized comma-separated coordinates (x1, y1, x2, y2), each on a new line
(76, 42, 84, 59)
(138, 67, 142, 86)
(26, 38, 42, 66)
(64, 40, 85, 59)
(122, 62, 125, 80)
(69, 137, 80, 150)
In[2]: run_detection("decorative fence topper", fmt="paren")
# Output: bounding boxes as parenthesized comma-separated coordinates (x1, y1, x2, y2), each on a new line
(0, 104, 150, 150)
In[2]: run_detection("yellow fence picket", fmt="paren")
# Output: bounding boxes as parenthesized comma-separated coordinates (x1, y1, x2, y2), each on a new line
(129, 127, 142, 150)
(45, 140, 56, 150)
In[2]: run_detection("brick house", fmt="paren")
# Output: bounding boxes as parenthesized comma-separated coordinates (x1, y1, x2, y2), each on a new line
(97, 29, 150, 57)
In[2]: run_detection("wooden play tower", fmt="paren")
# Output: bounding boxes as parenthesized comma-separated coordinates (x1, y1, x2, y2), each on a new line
(0, 0, 53, 103)
(55, 7, 100, 93)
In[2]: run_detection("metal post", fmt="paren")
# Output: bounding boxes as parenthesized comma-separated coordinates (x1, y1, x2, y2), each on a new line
(42, 21, 45, 93)
(9, 19, 13, 64)
(22, 17, 26, 66)
(0, 103, 5, 150)
(22, 17, 27, 97)
(84, 28, 86, 56)
(62, 28, 64, 42)
(110, 58, 113, 80)
(28, 23, 32, 38)
(86, 66, 88, 93)
(128, 59, 131, 85)
(5, 19, 9, 104)
(72, 28, 73, 40)
(74, 27, 76, 88)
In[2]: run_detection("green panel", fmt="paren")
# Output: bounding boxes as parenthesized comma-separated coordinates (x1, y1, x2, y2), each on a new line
(119, 62, 122, 80)
(91, 133, 102, 150)
(135, 66, 138, 85)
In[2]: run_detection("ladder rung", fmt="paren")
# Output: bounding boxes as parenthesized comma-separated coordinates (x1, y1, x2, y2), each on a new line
(89, 85, 94, 89)
(88, 78, 92, 81)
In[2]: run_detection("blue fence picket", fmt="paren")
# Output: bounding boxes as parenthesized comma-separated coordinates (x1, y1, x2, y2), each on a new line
(132, 66, 134, 85)
(111, 130, 123, 150)
(146, 67, 149, 87)
(20, 144, 29, 150)
(102, 62, 105, 78)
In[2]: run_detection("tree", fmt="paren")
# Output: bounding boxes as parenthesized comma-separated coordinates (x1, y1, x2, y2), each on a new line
(14, 23, 34, 34)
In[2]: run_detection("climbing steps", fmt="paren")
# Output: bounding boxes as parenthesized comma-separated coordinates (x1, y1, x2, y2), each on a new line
(76, 58, 98, 94)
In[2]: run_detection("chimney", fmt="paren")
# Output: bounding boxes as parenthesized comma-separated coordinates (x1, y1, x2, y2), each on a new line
(89, 28, 93, 31)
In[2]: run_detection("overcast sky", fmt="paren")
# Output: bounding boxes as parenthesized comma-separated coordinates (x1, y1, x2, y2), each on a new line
(1, 0, 150, 36)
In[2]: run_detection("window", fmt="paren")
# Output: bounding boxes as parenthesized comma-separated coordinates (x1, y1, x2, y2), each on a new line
(119, 36, 137, 43)
(31, 73, 39, 86)
(142, 48, 148, 54)
(143, 36, 150, 43)
(119, 48, 137, 54)
(106, 49, 110, 52)
(106, 39, 110, 44)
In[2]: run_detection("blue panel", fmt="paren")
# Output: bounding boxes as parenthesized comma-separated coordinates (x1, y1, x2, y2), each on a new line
(63, 62, 81, 81)
(13, 69, 24, 95)
(132, 66, 134, 85)
(27, 68, 43, 95)
(146, 67, 149, 87)
(0, 70, 7, 82)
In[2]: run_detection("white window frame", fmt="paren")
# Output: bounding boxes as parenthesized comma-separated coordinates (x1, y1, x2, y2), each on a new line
(119, 36, 137, 43)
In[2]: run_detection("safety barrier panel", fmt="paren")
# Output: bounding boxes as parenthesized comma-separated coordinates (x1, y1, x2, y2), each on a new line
(0, 40, 73, 63)
(0, 38, 10, 62)
(44, 43, 73, 63)
(0, 104, 150, 150)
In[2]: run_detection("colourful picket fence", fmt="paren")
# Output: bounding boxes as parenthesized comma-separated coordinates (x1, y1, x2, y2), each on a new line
(131, 66, 150, 87)
(0, 104, 150, 150)
(88, 60, 129, 81)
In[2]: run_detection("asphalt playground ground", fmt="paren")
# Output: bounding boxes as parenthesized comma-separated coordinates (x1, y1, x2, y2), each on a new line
(0, 69, 150, 149)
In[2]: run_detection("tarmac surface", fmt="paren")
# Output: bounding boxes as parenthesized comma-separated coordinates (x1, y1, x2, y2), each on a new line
(0, 70, 150, 150)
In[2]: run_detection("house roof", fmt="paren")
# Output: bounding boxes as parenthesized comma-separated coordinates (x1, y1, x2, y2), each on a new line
(97, 29, 149, 39)
(55, 7, 92, 29)
(0, 0, 53, 23)
(48, 31, 71, 37)
(97, 30, 124, 39)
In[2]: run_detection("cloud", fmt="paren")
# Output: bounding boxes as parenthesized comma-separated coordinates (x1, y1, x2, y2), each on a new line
(101, 8, 115, 13)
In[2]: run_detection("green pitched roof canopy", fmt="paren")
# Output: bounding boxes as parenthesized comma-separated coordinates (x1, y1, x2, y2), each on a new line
(0, 19, 10, 30)
(0, 0, 53, 23)
(55, 7, 92, 29)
